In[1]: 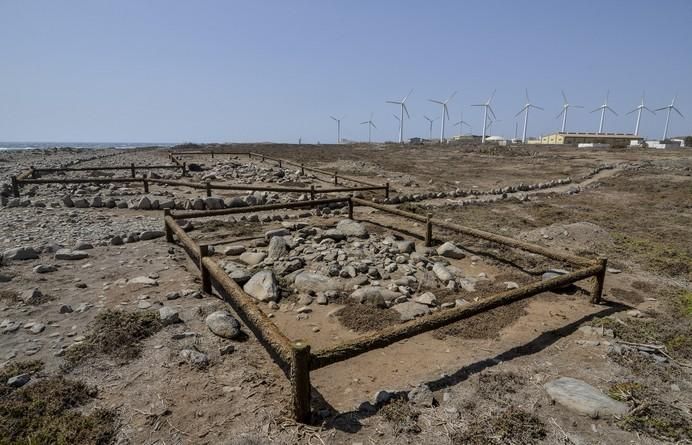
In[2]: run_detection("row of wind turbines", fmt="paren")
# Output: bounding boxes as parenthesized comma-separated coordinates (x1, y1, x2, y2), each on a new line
(330, 90, 684, 144)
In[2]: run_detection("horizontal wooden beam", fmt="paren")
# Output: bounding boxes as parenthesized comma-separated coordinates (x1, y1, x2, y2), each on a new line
(170, 196, 350, 219)
(309, 263, 603, 370)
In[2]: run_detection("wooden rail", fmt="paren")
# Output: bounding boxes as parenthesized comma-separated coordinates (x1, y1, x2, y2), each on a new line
(162, 196, 607, 423)
(169, 197, 351, 219)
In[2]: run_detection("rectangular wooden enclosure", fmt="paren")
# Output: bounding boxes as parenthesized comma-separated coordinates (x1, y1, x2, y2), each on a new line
(162, 196, 607, 423)
(10, 153, 389, 199)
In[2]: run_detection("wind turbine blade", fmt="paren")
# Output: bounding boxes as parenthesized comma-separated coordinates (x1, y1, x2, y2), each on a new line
(488, 106, 497, 120)
(654, 107, 667, 112)
(429, 99, 444, 105)
(403, 103, 410, 118)
(673, 107, 684, 118)
(561, 90, 568, 103)
(606, 107, 618, 116)
(573, 105, 584, 109)
(532, 105, 544, 111)
(626, 109, 637, 115)
(471, 104, 485, 107)
(590, 107, 601, 113)
(488, 89, 496, 103)
(330, 116, 337, 121)
(385, 101, 400, 105)
(515, 106, 527, 117)
(525, 88, 530, 102)
(393, 114, 400, 121)
(444, 105, 450, 120)
(556, 109, 565, 119)
(447, 91, 457, 102)
(360, 121, 368, 125)
(371, 122, 377, 129)
(644, 107, 656, 115)
(403, 89, 414, 102)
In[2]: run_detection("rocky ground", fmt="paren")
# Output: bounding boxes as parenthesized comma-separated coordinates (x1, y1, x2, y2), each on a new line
(0, 143, 690, 444)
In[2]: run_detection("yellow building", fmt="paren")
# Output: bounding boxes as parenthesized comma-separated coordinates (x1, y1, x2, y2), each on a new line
(541, 132, 642, 146)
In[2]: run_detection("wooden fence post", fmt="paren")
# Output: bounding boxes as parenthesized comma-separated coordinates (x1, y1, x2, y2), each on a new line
(30, 166, 37, 179)
(182, 162, 187, 177)
(143, 177, 149, 193)
(425, 213, 433, 247)
(279, 160, 282, 168)
(291, 341, 312, 424)
(348, 198, 354, 219)
(130, 163, 136, 178)
(300, 164, 305, 175)
(385, 182, 390, 199)
(591, 257, 607, 304)
(164, 210, 174, 243)
(309, 185, 315, 201)
(199, 245, 212, 294)
(11, 176, 19, 198)
(211, 152, 214, 159)
(333, 173, 338, 185)
(206, 182, 212, 197)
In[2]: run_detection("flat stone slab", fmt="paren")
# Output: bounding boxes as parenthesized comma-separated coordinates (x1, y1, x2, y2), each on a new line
(544, 377, 628, 419)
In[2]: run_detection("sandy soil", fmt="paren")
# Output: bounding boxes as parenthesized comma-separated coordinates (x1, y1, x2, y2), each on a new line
(1, 143, 690, 444)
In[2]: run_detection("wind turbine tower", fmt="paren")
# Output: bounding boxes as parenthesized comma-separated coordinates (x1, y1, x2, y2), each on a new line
(360, 113, 376, 143)
(591, 91, 617, 133)
(428, 91, 456, 142)
(556, 90, 583, 133)
(655, 96, 684, 140)
(472, 90, 497, 143)
(329, 116, 344, 144)
(386, 89, 413, 143)
(626, 95, 655, 136)
(423, 115, 437, 140)
(515, 89, 543, 143)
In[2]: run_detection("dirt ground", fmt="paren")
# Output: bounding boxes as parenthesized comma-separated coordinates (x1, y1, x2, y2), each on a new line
(1, 142, 691, 444)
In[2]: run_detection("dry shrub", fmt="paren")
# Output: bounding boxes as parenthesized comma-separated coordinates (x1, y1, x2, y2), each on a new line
(63, 309, 162, 368)
(336, 304, 400, 333)
(451, 406, 546, 445)
(0, 376, 117, 444)
(0, 360, 44, 398)
(432, 300, 527, 340)
(379, 398, 421, 434)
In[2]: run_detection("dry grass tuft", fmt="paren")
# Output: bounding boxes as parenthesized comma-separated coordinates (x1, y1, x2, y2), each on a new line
(63, 309, 162, 368)
(451, 406, 546, 445)
(379, 399, 421, 434)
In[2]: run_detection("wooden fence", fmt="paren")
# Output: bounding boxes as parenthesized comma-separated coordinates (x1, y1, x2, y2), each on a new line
(163, 196, 607, 423)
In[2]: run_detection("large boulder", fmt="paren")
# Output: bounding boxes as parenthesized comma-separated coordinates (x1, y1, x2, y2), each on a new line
(294, 271, 341, 293)
(267, 237, 288, 260)
(392, 301, 431, 321)
(544, 377, 628, 419)
(2, 247, 39, 262)
(436, 242, 465, 259)
(239, 251, 267, 266)
(243, 270, 279, 302)
(350, 286, 400, 307)
(205, 311, 241, 339)
(432, 262, 454, 282)
(336, 219, 368, 238)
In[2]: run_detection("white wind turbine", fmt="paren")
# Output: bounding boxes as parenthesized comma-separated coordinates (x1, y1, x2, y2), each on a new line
(591, 91, 617, 133)
(386, 89, 413, 143)
(360, 113, 376, 143)
(515, 89, 543, 143)
(428, 91, 457, 142)
(330, 115, 344, 144)
(453, 112, 471, 137)
(655, 96, 684, 140)
(472, 90, 497, 143)
(423, 115, 437, 140)
(556, 90, 583, 133)
(626, 94, 655, 136)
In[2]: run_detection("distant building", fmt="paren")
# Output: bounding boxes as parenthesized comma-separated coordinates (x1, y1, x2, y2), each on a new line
(540, 132, 643, 146)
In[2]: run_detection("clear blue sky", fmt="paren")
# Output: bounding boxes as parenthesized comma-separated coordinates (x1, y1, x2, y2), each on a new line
(1, 0, 691, 143)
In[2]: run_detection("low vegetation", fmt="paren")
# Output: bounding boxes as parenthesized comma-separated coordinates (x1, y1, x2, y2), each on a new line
(63, 309, 162, 368)
(451, 407, 546, 445)
(0, 375, 117, 445)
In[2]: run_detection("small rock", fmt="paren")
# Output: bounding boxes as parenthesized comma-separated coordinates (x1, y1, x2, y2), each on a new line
(391, 301, 431, 321)
(432, 263, 454, 282)
(2, 246, 40, 262)
(243, 270, 279, 302)
(223, 245, 246, 256)
(55, 249, 89, 260)
(437, 242, 465, 259)
(239, 251, 267, 266)
(409, 384, 436, 407)
(7, 373, 31, 388)
(159, 306, 182, 325)
(219, 344, 235, 355)
(205, 311, 241, 339)
(59, 304, 73, 314)
(128, 276, 158, 286)
(139, 230, 165, 241)
(179, 349, 209, 368)
(20, 288, 45, 305)
(336, 219, 368, 238)
(414, 292, 437, 307)
(30, 323, 45, 334)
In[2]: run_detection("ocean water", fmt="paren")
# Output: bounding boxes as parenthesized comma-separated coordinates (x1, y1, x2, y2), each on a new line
(0, 142, 175, 151)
